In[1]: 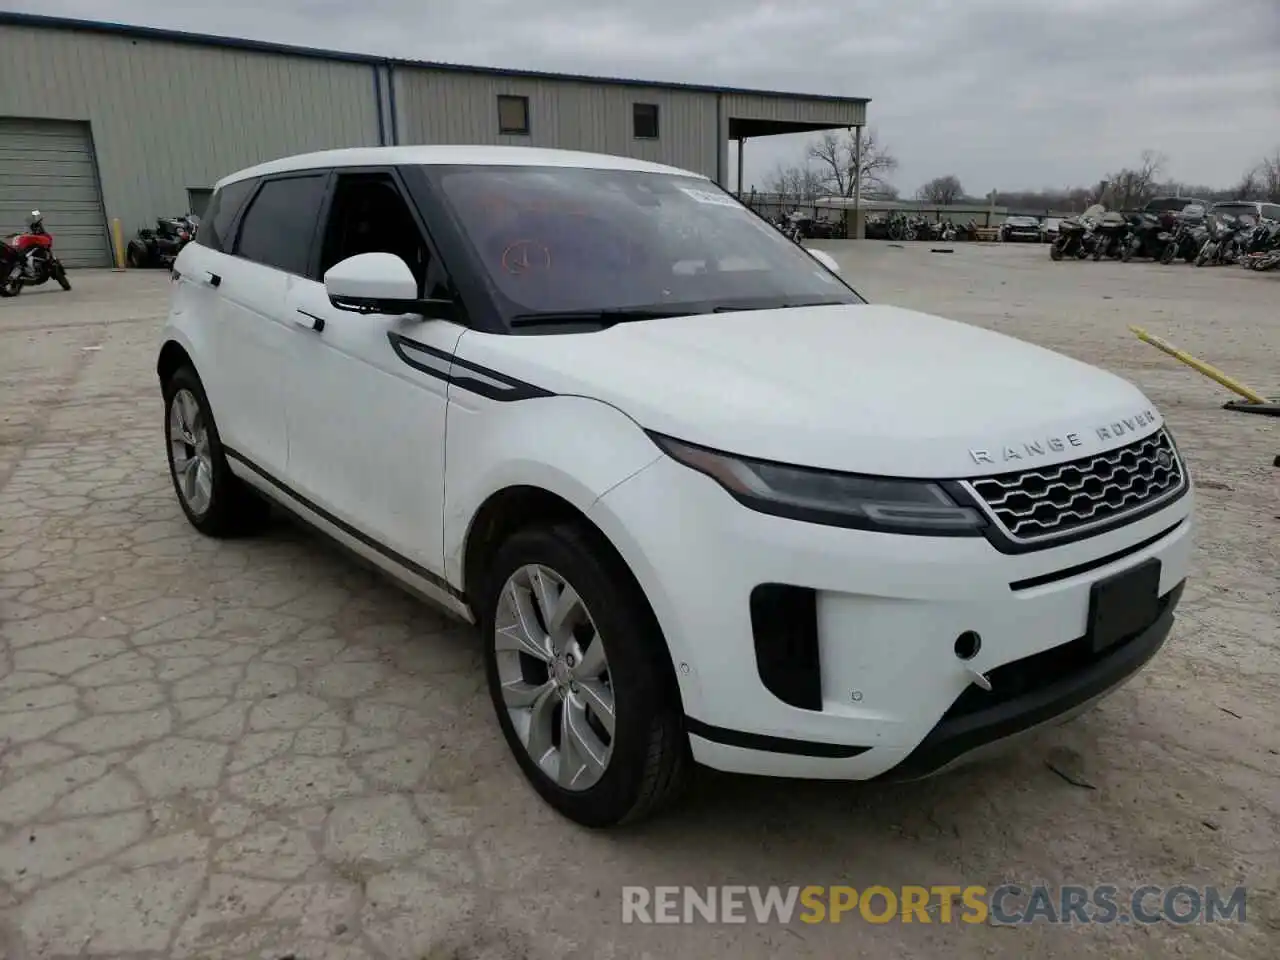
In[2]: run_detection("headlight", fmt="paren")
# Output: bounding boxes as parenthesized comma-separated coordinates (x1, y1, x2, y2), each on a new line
(649, 433, 985, 535)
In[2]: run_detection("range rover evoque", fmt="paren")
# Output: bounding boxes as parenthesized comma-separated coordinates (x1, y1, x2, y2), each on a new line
(158, 146, 1194, 827)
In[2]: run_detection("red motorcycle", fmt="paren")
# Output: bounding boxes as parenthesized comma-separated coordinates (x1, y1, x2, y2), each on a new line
(1, 211, 72, 297)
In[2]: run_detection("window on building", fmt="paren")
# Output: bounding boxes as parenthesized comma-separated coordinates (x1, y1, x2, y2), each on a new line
(633, 103, 659, 140)
(497, 95, 530, 135)
(233, 174, 327, 275)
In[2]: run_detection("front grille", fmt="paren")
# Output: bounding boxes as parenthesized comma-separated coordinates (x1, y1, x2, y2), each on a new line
(963, 429, 1185, 544)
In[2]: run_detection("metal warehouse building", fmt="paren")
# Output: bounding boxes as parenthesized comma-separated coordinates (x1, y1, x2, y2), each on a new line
(0, 12, 868, 267)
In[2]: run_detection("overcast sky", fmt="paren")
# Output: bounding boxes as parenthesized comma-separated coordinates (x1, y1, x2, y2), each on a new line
(10, 0, 1280, 194)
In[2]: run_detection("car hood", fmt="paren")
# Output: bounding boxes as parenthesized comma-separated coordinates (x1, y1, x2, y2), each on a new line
(457, 304, 1163, 478)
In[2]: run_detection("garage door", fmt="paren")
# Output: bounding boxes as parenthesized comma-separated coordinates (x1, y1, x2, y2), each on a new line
(0, 118, 111, 268)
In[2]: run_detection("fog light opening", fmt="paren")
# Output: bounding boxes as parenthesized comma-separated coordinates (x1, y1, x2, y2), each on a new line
(954, 631, 982, 661)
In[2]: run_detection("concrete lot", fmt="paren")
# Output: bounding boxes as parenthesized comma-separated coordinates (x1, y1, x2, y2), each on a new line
(1, 245, 1277, 959)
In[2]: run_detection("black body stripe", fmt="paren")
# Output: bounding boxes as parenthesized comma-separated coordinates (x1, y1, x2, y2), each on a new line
(222, 447, 465, 602)
(684, 717, 872, 759)
(388, 332, 553, 402)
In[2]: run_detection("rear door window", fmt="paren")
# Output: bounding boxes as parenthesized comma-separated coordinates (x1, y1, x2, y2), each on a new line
(233, 174, 328, 275)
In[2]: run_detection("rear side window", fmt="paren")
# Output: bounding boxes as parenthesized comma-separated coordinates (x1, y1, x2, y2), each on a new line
(233, 174, 328, 275)
(1263, 204, 1280, 222)
(196, 178, 257, 253)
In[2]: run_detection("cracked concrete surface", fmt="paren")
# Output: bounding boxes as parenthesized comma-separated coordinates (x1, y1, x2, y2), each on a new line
(1, 248, 1276, 959)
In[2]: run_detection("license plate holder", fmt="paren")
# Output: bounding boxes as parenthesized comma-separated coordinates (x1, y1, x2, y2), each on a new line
(1087, 558, 1161, 653)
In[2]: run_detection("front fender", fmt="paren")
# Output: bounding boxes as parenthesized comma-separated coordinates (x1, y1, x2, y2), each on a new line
(442, 392, 661, 586)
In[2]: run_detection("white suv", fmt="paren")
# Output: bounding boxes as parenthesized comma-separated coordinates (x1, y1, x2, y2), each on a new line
(159, 146, 1194, 827)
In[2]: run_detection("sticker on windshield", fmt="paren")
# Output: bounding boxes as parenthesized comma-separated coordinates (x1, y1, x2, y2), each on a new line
(679, 187, 741, 208)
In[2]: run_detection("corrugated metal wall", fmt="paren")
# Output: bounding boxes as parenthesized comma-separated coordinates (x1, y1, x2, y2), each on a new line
(393, 70, 721, 179)
(721, 93, 867, 129)
(0, 19, 868, 266)
(0, 23, 381, 249)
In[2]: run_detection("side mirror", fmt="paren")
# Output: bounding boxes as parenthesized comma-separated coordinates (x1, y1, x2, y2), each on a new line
(807, 248, 841, 274)
(324, 252, 454, 319)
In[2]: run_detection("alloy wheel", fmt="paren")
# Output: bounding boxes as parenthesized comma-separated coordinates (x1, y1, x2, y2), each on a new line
(493, 563, 615, 792)
(168, 388, 214, 516)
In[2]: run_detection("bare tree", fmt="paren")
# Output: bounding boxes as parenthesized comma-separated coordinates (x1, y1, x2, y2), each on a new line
(806, 128, 899, 198)
(916, 175, 965, 205)
(1257, 148, 1280, 201)
(764, 163, 826, 206)
(1232, 166, 1262, 201)
(1101, 150, 1168, 210)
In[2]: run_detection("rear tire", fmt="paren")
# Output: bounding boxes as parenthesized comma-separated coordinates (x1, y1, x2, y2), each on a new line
(162, 365, 269, 537)
(1160, 243, 1176, 265)
(480, 522, 689, 828)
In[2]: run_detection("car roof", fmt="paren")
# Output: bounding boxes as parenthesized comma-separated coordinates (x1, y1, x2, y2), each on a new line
(215, 145, 708, 190)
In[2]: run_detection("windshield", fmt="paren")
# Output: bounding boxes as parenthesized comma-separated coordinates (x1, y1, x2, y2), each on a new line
(428, 165, 863, 325)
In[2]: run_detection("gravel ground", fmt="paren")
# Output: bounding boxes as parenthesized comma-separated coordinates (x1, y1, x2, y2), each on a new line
(1, 244, 1276, 959)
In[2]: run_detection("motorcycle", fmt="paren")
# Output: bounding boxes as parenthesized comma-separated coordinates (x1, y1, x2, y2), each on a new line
(1049, 217, 1093, 260)
(1240, 220, 1280, 271)
(1119, 212, 1171, 262)
(1, 210, 71, 297)
(1090, 212, 1130, 260)
(126, 214, 198, 268)
(886, 212, 916, 242)
(1160, 205, 1206, 263)
(1195, 213, 1252, 267)
(938, 219, 958, 242)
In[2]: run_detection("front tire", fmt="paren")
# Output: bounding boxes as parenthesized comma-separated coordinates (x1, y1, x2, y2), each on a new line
(54, 262, 70, 290)
(162, 365, 269, 537)
(1050, 243, 1064, 261)
(480, 523, 688, 827)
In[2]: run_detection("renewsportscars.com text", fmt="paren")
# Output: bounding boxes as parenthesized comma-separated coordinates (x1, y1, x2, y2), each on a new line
(621, 884, 1248, 925)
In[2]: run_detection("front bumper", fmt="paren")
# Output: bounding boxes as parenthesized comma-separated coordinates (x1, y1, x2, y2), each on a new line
(588, 454, 1193, 780)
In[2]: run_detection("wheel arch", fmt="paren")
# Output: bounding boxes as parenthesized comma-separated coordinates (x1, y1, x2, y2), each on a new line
(460, 482, 685, 713)
(157, 339, 194, 386)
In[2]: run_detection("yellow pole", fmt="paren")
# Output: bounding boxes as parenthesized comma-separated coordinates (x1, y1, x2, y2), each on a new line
(1129, 326, 1268, 405)
(112, 218, 126, 270)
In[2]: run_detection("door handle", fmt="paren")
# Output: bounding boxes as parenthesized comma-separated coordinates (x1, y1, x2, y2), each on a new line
(205, 271, 221, 287)
(294, 309, 325, 332)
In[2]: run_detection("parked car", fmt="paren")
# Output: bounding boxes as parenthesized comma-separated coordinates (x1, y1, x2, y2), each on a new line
(1001, 215, 1041, 242)
(1142, 196, 1211, 217)
(1207, 200, 1280, 224)
(1040, 218, 1061, 242)
(159, 146, 1194, 827)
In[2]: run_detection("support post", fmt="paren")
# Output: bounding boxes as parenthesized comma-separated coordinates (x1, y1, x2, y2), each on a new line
(852, 125, 863, 239)
(736, 137, 745, 198)
(112, 218, 125, 270)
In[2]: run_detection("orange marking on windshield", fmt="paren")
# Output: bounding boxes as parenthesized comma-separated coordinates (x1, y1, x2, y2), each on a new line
(501, 239, 552, 276)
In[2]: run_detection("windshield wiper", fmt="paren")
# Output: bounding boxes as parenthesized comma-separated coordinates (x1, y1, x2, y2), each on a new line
(509, 308, 695, 328)
(711, 300, 851, 313)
